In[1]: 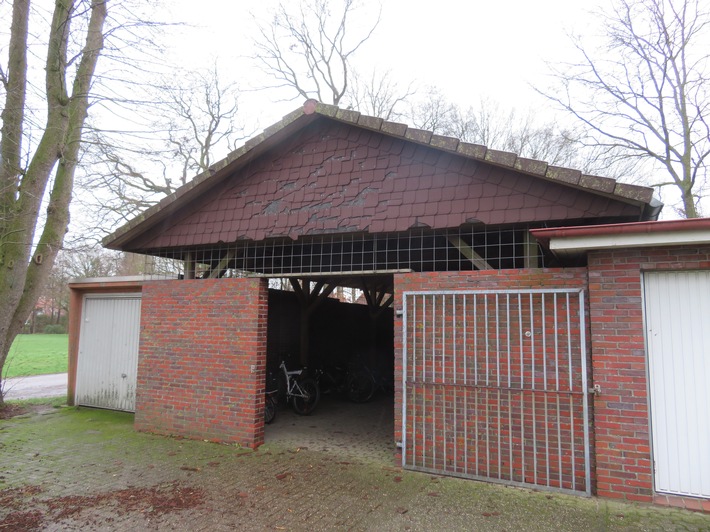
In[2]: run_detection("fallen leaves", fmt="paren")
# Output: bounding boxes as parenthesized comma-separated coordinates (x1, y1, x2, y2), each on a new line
(0, 482, 205, 529)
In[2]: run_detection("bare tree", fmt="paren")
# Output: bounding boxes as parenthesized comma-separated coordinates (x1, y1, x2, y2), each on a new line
(541, 0, 710, 218)
(253, 0, 380, 105)
(77, 66, 245, 237)
(407, 87, 458, 135)
(0, 0, 109, 405)
(347, 69, 416, 121)
(406, 91, 617, 174)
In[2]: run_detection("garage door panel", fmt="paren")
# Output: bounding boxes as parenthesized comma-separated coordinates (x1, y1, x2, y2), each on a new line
(76, 295, 141, 412)
(402, 289, 591, 495)
(645, 271, 710, 498)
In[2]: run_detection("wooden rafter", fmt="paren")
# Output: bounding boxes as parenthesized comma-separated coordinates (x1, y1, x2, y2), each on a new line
(360, 278, 394, 319)
(447, 235, 493, 270)
(206, 250, 235, 279)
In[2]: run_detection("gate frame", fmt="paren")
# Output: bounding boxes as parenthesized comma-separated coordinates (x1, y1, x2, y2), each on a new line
(401, 287, 592, 496)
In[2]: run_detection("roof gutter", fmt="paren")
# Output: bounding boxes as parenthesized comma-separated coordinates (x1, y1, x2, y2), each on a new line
(531, 217, 710, 252)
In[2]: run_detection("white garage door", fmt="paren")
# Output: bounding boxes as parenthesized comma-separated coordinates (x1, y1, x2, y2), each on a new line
(75, 294, 142, 412)
(644, 270, 710, 498)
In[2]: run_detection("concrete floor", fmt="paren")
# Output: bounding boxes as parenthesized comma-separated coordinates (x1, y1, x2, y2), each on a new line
(265, 392, 396, 464)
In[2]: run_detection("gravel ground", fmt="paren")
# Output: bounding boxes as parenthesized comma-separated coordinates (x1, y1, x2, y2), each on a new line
(1, 395, 709, 531)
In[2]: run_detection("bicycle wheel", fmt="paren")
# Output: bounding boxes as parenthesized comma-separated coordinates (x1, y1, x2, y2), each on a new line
(264, 395, 277, 424)
(347, 370, 375, 403)
(291, 378, 320, 415)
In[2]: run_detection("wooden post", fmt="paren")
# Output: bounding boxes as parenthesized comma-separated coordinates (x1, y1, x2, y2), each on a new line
(184, 252, 196, 280)
(289, 278, 336, 366)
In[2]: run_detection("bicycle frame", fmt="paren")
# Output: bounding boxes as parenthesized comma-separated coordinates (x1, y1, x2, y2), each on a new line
(280, 361, 310, 400)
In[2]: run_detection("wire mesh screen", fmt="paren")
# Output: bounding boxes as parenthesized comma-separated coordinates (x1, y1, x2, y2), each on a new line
(139, 225, 542, 278)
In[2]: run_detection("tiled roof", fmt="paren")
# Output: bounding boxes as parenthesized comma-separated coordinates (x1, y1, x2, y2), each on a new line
(104, 100, 660, 251)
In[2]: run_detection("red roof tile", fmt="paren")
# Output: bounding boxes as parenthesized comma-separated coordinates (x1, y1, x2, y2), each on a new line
(104, 101, 660, 251)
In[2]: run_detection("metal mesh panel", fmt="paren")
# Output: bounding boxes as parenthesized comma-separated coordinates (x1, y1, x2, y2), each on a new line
(139, 225, 542, 278)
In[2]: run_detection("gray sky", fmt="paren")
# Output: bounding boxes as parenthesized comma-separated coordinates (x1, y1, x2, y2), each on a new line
(165, 0, 602, 127)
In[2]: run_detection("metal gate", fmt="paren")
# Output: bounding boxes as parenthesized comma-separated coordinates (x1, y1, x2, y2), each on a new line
(76, 294, 142, 412)
(402, 289, 591, 495)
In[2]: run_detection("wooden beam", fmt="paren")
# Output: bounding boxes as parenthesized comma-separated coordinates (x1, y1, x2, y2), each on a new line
(184, 252, 195, 279)
(360, 277, 394, 318)
(524, 231, 540, 268)
(447, 236, 493, 270)
(290, 278, 306, 304)
(312, 282, 336, 310)
(207, 250, 235, 279)
(289, 278, 338, 366)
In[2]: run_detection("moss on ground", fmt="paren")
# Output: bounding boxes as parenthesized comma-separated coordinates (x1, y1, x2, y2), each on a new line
(1, 405, 709, 531)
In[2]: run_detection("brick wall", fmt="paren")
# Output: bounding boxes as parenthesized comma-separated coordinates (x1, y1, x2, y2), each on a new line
(588, 245, 710, 505)
(135, 278, 268, 448)
(394, 269, 590, 491)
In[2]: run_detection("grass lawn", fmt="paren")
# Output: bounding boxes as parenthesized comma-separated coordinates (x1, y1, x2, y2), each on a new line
(3, 334, 68, 379)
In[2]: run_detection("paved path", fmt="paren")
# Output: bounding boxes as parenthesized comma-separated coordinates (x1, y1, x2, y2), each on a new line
(1, 372, 67, 400)
(2, 397, 709, 530)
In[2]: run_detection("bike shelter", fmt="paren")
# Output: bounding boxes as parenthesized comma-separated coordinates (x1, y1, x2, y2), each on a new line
(87, 101, 700, 506)
(263, 274, 396, 447)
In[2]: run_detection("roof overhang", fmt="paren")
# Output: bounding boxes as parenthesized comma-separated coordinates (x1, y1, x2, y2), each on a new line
(531, 218, 710, 257)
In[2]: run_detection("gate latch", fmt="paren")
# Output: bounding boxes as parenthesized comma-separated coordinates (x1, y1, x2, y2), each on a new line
(588, 384, 602, 396)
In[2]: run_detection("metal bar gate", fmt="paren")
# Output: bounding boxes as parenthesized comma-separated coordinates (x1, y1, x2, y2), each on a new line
(402, 289, 591, 496)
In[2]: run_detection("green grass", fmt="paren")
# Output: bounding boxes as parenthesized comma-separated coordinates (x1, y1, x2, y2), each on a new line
(3, 334, 68, 379)
(5, 396, 68, 407)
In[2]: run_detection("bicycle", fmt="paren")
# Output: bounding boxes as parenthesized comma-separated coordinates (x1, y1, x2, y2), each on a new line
(313, 359, 377, 403)
(279, 360, 321, 415)
(264, 389, 278, 424)
(346, 364, 376, 403)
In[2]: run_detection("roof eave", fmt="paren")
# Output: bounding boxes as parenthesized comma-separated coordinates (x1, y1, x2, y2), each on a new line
(531, 217, 710, 253)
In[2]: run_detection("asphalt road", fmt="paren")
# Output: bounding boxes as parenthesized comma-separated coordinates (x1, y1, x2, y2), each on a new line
(1, 372, 67, 400)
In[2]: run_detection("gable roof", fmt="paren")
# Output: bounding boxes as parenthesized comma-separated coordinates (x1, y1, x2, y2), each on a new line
(104, 100, 661, 251)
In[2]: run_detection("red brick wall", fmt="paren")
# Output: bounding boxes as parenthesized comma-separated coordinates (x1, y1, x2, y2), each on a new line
(589, 245, 710, 505)
(135, 278, 268, 448)
(395, 269, 587, 491)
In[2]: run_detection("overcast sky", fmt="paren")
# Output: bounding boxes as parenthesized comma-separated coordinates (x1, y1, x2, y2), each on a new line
(164, 0, 604, 128)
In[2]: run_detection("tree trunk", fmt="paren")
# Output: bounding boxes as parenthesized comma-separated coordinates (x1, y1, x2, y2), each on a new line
(682, 186, 698, 218)
(0, 0, 107, 406)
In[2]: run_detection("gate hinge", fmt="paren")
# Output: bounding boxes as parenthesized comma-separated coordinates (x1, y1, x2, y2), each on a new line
(588, 384, 602, 396)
